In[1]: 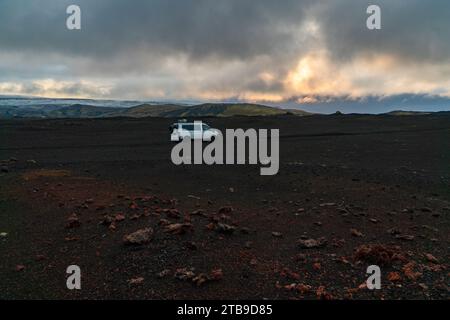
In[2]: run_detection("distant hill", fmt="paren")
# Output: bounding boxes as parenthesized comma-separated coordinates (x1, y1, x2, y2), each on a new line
(385, 110, 432, 116)
(0, 102, 312, 119)
(123, 103, 311, 118)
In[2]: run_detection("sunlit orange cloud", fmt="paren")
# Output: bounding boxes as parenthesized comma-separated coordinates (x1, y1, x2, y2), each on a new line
(284, 51, 450, 99)
(0, 79, 113, 99)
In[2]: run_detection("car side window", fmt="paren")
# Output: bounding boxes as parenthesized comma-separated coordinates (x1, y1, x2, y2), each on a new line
(194, 123, 202, 132)
(182, 124, 194, 131)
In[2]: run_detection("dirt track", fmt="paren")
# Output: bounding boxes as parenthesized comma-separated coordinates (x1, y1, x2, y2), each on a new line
(0, 114, 449, 299)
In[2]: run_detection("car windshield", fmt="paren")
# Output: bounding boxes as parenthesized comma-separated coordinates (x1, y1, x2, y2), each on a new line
(202, 124, 210, 131)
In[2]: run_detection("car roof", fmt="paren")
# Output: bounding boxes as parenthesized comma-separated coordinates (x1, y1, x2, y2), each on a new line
(174, 122, 207, 125)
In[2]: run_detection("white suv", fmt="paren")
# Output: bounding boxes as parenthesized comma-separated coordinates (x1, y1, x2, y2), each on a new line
(170, 121, 220, 142)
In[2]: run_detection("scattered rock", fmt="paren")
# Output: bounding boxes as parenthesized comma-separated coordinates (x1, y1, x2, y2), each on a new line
(100, 215, 115, 226)
(297, 237, 327, 249)
(240, 227, 250, 234)
(403, 262, 422, 281)
(418, 283, 429, 290)
(319, 203, 335, 207)
(296, 283, 312, 295)
(165, 223, 193, 235)
(388, 228, 401, 235)
(64, 236, 79, 242)
(157, 269, 171, 278)
(174, 268, 196, 281)
(424, 253, 439, 264)
(218, 206, 233, 214)
(271, 232, 283, 238)
(192, 273, 209, 286)
(123, 228, 153, 245)
(350, 228, 364, 237)
(16, 265, 25, 272)
(0, 232, 8, 238)
(316, 286, 333, 300)
(395, 234, 415, 241)
(209, 268, 223, 281)
(115, 213, 126, 222)
(216, 223, 236, 234)
(165, 209, 181, 219)
(185, 241, 197, 250)
(65, 214, 81, 229)
(387, 272, 402, 282)
(128, 277, 144, 285)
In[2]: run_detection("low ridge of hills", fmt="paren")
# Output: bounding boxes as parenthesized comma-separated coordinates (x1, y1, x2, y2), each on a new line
(0, 102, 312, 119)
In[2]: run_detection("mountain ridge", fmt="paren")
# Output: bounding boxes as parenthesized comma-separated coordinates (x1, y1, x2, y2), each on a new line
(0, 102, 313, 119)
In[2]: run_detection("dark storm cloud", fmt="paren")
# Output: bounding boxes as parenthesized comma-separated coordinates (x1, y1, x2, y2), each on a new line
(0, 0, 449, 99)
(315, 0, 450, 64)
(0, 0, 313, 61)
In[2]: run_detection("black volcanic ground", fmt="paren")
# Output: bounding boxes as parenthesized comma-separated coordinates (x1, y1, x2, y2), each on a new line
(0, 114, 449, 299)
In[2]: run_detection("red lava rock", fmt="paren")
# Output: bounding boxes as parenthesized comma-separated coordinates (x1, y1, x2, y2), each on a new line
(123, 228, 153, 245)
(424, 253, 439, 264)
(354, 244, 404, 266)
(313, 262, 322, 270)
(316, 286, 333, 300)
(129, 202, 139, 210)
(65, 214, 81, 229)
(297, 237, 327, 249)
(403, 262, 422, 281)
(209, 268, 223, 281)
(387, 272, 402, 282)
(115, 213, 126, 222)
(296, 284, 312, 294)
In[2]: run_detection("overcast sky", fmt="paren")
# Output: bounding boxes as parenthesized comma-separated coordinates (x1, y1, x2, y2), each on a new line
(0, 0, 449, 111)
